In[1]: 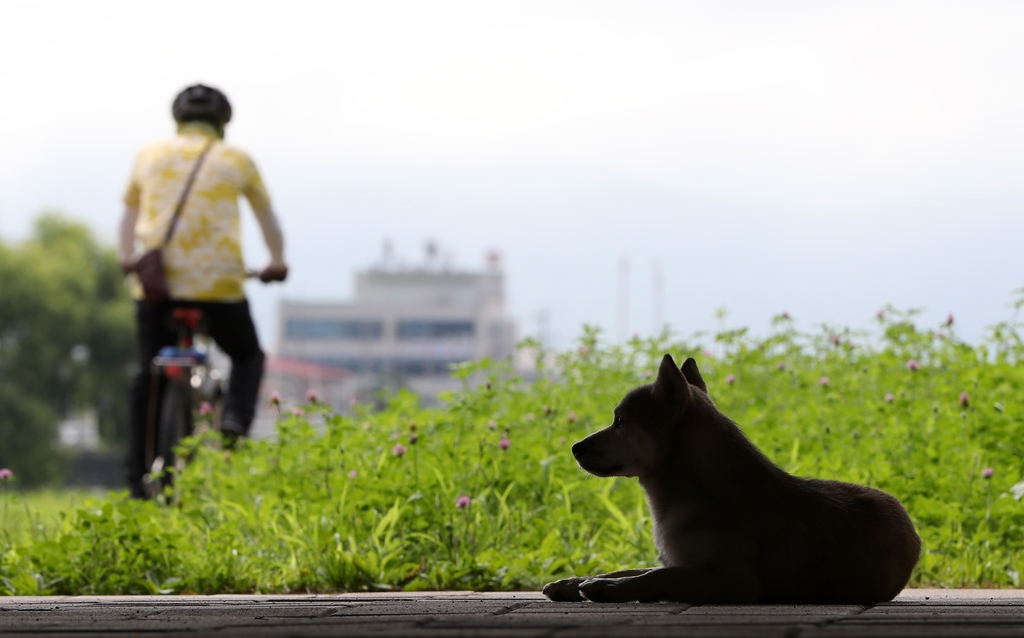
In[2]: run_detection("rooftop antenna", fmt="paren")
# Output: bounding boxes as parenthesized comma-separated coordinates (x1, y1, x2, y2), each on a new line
(652, 258, 664, 337)
(425, 240, 438, 270)
(537, 308, 551, 348)
(381, 238, 394, 270)
(618, 255, 630, 342)
(486, 250, 502, 272)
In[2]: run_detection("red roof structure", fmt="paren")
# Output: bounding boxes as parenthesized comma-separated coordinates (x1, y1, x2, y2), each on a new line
(266, 357, 349, 381)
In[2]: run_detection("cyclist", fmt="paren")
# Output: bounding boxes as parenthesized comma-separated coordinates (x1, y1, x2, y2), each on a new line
(119, 84, 287, 498)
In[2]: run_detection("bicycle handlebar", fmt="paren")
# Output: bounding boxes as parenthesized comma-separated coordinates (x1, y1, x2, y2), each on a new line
(246, 266, 288, 283)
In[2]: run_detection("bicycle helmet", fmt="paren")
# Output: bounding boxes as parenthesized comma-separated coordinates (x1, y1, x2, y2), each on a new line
(172, 84, 232, 127)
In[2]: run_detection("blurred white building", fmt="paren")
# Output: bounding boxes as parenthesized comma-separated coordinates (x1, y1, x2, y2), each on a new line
(57, 410, 100, 450)
(253, 249, 517, 434)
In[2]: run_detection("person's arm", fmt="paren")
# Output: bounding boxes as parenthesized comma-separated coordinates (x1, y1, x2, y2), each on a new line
(240, 152, 288, 282)
(119, 205, 140, 272)
(252, 204, 288, 281)
(120, 148, 144, 273)
(253, 204, 285, 266)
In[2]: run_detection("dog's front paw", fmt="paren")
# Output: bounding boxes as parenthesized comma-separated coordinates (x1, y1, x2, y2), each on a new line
(579, 577, 628, 603)
(542, 577, 586, 602)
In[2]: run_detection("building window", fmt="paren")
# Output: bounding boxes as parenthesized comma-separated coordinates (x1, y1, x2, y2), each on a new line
(308, 358, 464, 375)
(396, 320, 474, 339)
(286, 319, 382, 340)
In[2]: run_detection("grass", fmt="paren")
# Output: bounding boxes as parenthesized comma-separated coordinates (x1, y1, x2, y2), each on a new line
(4, 308, 1024, 594)
(1, 490, 100, 544)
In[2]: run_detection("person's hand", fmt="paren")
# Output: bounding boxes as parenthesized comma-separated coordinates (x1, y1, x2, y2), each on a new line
(259, 263, 289, 283)
(120, 258, 136, 274)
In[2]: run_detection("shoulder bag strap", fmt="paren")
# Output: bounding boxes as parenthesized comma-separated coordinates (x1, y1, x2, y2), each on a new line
(161, 139, 215, 247)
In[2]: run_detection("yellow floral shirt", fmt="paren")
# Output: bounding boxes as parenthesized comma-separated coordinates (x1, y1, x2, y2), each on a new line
(123, 122, 272, 301)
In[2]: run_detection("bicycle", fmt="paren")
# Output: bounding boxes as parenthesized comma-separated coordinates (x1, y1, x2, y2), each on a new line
(142, 269, 283, 498)
(142, 307, 225, 497)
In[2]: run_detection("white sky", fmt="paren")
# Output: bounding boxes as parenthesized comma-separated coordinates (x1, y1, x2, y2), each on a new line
(2, 1, 1023, 348)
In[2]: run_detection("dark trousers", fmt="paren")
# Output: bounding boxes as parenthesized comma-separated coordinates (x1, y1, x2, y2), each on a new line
(127, 299, 265, 494)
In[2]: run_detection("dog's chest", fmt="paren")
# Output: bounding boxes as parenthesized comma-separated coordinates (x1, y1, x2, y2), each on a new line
(651, 509, 691, 567)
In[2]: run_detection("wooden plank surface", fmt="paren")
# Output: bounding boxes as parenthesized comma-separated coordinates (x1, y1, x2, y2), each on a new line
(2, 590, 1023, 637)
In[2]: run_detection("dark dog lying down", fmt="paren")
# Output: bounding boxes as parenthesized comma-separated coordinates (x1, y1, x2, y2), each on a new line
(544, 355, 920, 604)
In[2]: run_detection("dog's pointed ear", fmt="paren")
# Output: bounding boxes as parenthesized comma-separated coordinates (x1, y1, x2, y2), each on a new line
(652, 354, 690, 407)
(680, 357, 708, 394)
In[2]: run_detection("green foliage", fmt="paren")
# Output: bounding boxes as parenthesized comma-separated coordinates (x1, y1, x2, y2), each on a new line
(0, 214, 134, 485)
(5, 313, 1024, 593)
(0, 489, 97, 544)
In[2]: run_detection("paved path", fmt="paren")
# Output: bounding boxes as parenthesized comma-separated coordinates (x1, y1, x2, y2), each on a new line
(3, 589, 1024, 637)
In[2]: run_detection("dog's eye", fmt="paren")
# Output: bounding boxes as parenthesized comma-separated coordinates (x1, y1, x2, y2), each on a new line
(614, 416, 624, 428)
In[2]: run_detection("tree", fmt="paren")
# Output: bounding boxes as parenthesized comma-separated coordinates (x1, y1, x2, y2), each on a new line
(0, 213, 134, 486)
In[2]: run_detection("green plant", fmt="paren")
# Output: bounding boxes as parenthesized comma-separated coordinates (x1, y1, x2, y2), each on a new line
(5, 312, 1024, 594)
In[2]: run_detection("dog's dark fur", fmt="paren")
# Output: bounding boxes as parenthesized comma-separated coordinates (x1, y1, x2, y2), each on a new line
(543, 354, 920, 604)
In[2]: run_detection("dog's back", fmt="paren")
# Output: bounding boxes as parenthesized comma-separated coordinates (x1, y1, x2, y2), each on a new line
(753, 477, 921, 603)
